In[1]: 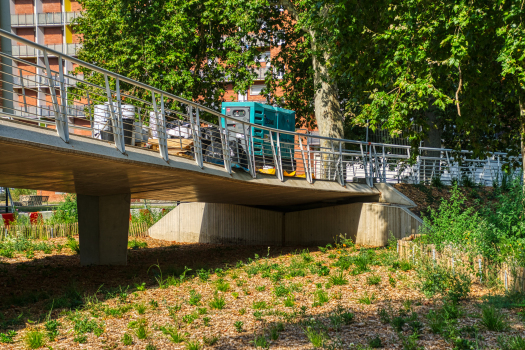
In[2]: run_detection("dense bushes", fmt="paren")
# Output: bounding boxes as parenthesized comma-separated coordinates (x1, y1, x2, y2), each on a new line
(422, 179, 525, 266)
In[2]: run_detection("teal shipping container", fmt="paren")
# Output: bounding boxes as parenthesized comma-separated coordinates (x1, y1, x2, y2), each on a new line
(221, 102, 296, 171)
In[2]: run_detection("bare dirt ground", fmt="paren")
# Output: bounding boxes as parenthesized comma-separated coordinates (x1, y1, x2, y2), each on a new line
(0, 237, 523, 349)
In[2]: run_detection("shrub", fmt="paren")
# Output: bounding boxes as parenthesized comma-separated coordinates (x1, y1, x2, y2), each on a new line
(66, 236, 80, 254)
(329, 269, 348, 286)
(25, 330, 46, 349)
(0, 330, 16, 343)
(416, 261, 470, 303)
(368, 335, 383, 348)
(498, 335, 525, 350)
(367, 275, 381, 285)
(209, 292, 226, 310)
(480, 305, 508, 331)
(215, 279, 230, 292)
(188, 290, 202, 306)
(161, 326, 187, 343)
(122, 332, 133, 345)
(234, 320, 244, 333)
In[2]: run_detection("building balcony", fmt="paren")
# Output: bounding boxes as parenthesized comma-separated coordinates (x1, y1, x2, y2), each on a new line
(65, 12, 82, 24)
(37, 12, 82, 26)
(12, 43, 82, 57)
(11, 14, 35, 27)
(38, 12, 64, 26)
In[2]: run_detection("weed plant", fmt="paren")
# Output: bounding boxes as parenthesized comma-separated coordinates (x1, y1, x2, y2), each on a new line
(121, 332, 133, 345)
(498, 335, 525, 350)
(329, 269, 348, 285)
(0, 330, 16, 343)
(480, 305, 508, 331)
(203, 335, 219, 345)
(367, 275, 381, 285)
(161, 326, 187, 343)
(234, 320, 244, 332)
(209, 292, 226, 310)
(25, 330, 46, 349)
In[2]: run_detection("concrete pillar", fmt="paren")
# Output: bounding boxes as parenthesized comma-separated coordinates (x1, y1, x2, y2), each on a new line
(78, 193, 131, 265)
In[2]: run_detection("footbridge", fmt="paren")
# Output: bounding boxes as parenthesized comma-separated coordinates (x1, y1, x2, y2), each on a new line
(0, 30, 516, 265)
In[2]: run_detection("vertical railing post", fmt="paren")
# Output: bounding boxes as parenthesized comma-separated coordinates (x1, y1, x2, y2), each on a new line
(241, 122, 256, 178)
(150, 91, 168, 161)
(86, 91, 92, 138)
(188, 106, 203, 168)
(104, 73, 125, 153)
(269, 131, 283, 181)
(276, 132, 284, 181)
(298, 136, 312, 183)
(43, 51, 69, 142)
(218, 115, 232, 174)
(336, 142, 344, 186)
(18, 69, 28, 114)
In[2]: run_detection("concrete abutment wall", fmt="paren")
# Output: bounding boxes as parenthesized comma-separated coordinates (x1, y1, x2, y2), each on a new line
(149, 202, 423, 247)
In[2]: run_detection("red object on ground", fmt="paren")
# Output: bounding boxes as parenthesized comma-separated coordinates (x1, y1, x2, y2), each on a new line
(1, 213, 15, 225)
(29, 212, 42, 224)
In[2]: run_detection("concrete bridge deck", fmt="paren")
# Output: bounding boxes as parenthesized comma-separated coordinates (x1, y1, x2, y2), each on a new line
(0, 119, 379, 209)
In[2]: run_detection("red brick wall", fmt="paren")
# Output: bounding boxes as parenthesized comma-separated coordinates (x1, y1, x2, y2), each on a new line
(70, 27, 82, 43)
(17, 58, 37, 75)
(70, 0, 82, 12)
(37, 190, 66, 202)
(44, 27, 63, 44)
(17, 88, 37, 105)
(42, 0, 61, 13)
(16, 28, 35, 43)
(14, 0, 34, 14)
(73, 118, 92, 136)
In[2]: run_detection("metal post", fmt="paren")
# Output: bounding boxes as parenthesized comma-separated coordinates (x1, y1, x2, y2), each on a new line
(360, 143, 370, 186)
(193, 107, 203, 168)
(298, 136, 312, 183)
(86, 91, 92, 138)
(479, 258, 482, 283)
(151, 91, 168, 161)
(241, 122, 255, 178)
(103, 73, 124, 153)
(218, 115, 231, 174)
(336, 142, 344, 186)
(43, 51, 69, 142)
(269, 131, 283, 181)
(18, 69, 28, 114)
(276, 132, 284, 181)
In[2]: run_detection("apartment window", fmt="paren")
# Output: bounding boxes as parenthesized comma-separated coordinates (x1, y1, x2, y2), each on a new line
(250, 85, 264, 96)
(255, 51, 271, 63)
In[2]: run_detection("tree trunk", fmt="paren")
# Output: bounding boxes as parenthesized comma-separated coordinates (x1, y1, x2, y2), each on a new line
(310, 33, 344, 141)
(309, 31, 344, 180)
(520, 98, 525, 182)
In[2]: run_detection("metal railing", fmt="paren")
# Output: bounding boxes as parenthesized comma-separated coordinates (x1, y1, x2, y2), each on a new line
(0, 29, 520, 188)
(38, 12, 63, 26)
(11, 14, 35, 27)
(12, 43, 82, 57)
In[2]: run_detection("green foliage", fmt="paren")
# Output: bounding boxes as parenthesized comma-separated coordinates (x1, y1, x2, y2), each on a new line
(44, 319, 60, 341)
(312, 289, 330, 307)
(146, 342, 158, 350)
(203, 335, 219, 345)
(188, 290, 202, 306)
(480, 305, 508, 331)
(215, 279, 230, 292)
(234, 320, 244, 333)
(416, 261, 471, 303)
(134, 302, 147, 315)
(25, 330, 46, 349)
(160, 326, 187, 343)
(357, 292, 376, 305)
(0, 330, 16, 343)
(252, 301, 267, 310)
(498, 335, 525, 350)
(252, 334, 269, 349)
(329, 269, 348, 286)
(128, 239, 147, 249)
(49, 194, 78, 224)
(368, 335, 383, 348)
(208, 292, 226, 310)
(122, 332, 133, 345)
(303, 326, 327, 348)
(66, 236, 80, 254)
(367, 275, 381, 286)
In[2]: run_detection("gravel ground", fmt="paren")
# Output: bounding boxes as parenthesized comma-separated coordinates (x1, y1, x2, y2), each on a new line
(0, 237, 523, 349)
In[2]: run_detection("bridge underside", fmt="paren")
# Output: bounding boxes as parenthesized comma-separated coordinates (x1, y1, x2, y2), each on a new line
(0, 119, 382, 265)
(0, 119, 379, 208)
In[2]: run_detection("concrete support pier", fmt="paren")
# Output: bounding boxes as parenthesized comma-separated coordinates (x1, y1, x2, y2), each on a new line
(78, 193, 131, 265)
